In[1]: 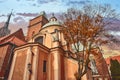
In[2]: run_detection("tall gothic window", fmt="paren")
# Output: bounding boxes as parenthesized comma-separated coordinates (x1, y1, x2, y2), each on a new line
(35, 36, 43, 44)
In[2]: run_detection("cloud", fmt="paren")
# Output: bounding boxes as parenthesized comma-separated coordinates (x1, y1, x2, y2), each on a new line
(0, 14, 6, 17)
(0, 13, 15, 17)
(16, 0, 20, 1)
(31, 3, 36, 6)
(13, 16, 24, 22)
(0, 22, 4, 28)
(26, 0, 34, 1)
(16, 13, 38, 17)
(109, 31, 120, 36)
(16, 0, 35, 2)
(0, 0, 8, 3)
(37, 0, 56, 4)
(9, 20, 28, 35)
(106, 19, 120, 31)
(66, 0, 91, 6)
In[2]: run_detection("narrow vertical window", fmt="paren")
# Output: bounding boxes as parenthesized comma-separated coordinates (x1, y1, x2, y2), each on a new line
(43, 60, 46, 72)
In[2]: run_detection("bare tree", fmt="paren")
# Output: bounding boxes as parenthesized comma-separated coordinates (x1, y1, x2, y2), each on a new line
(61, 4, 119, 80)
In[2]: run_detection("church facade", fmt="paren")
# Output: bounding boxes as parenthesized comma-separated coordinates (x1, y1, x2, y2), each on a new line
(0, 12, 110, 80)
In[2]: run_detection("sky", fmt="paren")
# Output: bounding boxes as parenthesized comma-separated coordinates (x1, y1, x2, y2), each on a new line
(0, 0, 120, 58)
(0, 0, 120, 34)
(0, 0, 120, 14)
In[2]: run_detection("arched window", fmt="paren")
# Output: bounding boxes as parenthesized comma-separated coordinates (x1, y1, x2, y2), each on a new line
(35, 36, 43, 44)
(54, 29, 58, 33)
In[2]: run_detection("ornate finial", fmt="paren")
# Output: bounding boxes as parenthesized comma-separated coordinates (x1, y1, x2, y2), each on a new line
(49, 13, 57, 21)
(40, 11, 47, 17)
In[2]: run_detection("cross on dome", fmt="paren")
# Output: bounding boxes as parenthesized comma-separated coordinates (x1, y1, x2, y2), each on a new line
(49, 13, 57, 21)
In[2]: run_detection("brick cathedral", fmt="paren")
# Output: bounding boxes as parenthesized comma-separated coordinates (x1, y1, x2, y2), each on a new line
(0, 12, 111, 80)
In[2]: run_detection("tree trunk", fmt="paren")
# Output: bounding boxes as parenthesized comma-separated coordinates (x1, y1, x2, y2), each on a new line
(77, 77, 82, 80)
(76, 75, 82, 80)
(75, 61, 82, 80)
(78, 61, 81, 75)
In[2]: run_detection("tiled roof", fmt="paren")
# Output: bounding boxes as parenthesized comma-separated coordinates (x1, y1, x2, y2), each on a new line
(0, 28, 26, 46)
(42, 21, 61, 28)
(105, 55, 120, 65)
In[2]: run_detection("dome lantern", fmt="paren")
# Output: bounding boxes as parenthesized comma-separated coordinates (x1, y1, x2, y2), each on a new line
(49, 13, 57, 22)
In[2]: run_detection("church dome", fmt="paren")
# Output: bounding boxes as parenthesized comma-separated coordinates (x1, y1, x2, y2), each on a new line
(42, 13, 61, 28)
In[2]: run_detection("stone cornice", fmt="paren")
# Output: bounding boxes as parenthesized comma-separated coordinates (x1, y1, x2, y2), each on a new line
(14, 42, 50, 52)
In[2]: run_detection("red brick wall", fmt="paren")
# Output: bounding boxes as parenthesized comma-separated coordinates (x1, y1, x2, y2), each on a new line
(12, 50, 27, 80)
(50, 54, 54, 80)
(60, 54, 65, 80)
(37, 48, 49, 80)
(0, 44, 12, 77)
(27, 23, 42, 40)
(27, 16, 48, 40)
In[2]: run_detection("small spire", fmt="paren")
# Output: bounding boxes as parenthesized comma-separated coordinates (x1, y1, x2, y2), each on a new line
(52, 13, 55, 17)
(49, 13, 57, 21)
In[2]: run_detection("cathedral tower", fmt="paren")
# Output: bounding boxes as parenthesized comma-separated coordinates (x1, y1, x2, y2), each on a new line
(0, 12, 12, 38)
(27, 12, 48, 41)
